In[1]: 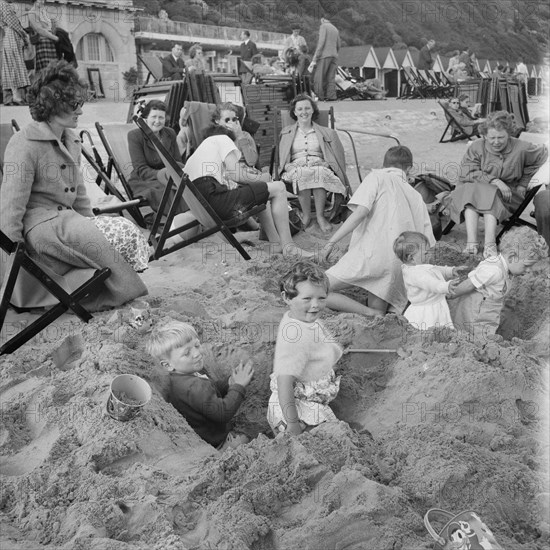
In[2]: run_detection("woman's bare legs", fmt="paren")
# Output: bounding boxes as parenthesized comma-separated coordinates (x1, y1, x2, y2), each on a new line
(265, 181, 311, 257)
(313, 188, 332, 233)
(463, 207, 480, 254)
(483, 213, 498, 256)
(297, 189, 312, 228)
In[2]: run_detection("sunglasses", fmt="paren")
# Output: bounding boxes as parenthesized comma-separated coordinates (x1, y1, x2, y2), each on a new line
(69, 100, 84, 111)
(223, 117, 239, 123)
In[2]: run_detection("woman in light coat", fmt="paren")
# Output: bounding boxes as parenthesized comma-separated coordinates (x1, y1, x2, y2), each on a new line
(0, 61, 148, 311)
(278, 93, 348, 232)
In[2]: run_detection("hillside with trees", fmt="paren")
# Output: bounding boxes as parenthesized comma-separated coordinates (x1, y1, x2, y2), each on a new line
(134, 0, 548, 63)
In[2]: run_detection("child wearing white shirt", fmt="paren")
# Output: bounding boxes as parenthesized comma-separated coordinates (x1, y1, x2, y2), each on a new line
(393, 232, 465, 330)
(450, 226, 548, 339)
(267, 262, 343, 435)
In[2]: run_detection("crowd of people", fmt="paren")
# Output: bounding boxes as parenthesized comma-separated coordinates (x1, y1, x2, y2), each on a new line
(1, 12, 549, 451)
(1, 0, 78, 106)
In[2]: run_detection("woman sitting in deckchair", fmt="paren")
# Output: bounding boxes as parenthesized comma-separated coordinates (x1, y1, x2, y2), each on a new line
(181, 112, 310, 258)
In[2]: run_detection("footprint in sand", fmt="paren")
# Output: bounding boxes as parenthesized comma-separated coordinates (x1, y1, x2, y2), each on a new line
(0, 379, 60, 476)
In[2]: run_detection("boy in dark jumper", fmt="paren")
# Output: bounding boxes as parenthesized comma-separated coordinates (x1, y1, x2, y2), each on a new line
(146, 321, 253, 449)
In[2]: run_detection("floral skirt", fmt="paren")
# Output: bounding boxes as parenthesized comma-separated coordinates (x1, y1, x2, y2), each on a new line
(93, 216, 149, 272)
(267, 371, 341, 433)
(281, 157, 347, 195)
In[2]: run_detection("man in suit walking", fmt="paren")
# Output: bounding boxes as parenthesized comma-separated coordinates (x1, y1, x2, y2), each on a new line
(162, 43, 185, 80)
(309, 17, 340, 101)
(417, 39, 435, 70)
(239, 30, 258, 84)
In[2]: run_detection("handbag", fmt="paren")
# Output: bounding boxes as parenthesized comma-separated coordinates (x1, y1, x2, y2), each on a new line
(23, 44, 35, 70)
(424, 508, 503, 550)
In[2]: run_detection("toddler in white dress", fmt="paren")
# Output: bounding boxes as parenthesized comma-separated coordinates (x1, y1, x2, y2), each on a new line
(393, 232, 466, 330)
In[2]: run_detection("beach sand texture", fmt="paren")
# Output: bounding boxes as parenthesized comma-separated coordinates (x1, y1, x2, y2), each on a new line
(1, 96, 549, 549)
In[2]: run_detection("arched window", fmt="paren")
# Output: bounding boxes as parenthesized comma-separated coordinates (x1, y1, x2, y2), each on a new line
(76, 33, 114, 62)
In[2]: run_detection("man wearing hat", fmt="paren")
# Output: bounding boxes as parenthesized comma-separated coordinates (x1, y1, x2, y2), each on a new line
(282, 25, 307, 60)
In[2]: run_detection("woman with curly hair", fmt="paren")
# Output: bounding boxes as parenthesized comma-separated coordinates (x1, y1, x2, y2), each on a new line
(449, 110, 548, 256)
(0, 60, 148, 310)
(278, 93, 348, 232)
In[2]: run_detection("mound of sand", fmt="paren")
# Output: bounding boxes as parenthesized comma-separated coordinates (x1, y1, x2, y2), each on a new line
(1, 242, 548, 549)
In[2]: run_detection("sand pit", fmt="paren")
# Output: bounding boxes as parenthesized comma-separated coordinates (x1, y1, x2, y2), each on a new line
(1, 98, 549, 549)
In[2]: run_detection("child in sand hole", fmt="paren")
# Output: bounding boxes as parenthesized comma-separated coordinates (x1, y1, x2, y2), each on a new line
(267, 261, 343, 435)
(146, 321, 253, 450)
(449, 226, 548, 340)
(393, 231, 468, 331)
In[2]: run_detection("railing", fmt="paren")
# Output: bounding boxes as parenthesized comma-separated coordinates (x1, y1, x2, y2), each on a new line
(134, 16, 287, 45)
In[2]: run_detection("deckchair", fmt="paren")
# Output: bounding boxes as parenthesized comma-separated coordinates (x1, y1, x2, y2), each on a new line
(0, 230, 110, 355)
(399, 67, 424, 98)
(79, 129, 146, 226)
(94, 122, 151, 227)
(437, 100, 480, 143)
(0, 119, 19, 177)
(138, 54, 172, 84)
(134, 116, 266, 261)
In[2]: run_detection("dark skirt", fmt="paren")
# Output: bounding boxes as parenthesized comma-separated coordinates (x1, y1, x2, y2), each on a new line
(450, 181, 524, 224)
(192, 176, 269, 221)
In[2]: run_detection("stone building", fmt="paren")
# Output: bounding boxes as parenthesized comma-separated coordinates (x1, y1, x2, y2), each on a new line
(2, 0, 138, 100)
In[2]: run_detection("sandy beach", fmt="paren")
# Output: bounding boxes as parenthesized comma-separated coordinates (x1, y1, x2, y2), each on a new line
(1, 94, 549, 549)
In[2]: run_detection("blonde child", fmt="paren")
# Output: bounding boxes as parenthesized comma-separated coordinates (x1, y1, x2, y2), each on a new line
(146, 321, 254, 449)
(450, 226, 548, 339)
(393, 231, 466, 330)
(267, 261, 343, 435)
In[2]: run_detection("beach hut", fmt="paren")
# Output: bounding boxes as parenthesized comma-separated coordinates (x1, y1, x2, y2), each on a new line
(432, 54, 445, 75)
(527, 64, 538, 95)
(374, 46, 400, 97)
(537, 65, 546, 95)
(477, 58, 491, 77)
(386, 48, 412, 97)
(338, 45, 380, 81)
(438, 55, 450, 74)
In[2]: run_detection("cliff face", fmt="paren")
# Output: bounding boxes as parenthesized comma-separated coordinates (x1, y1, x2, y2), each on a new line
(135, 0, 548, 64)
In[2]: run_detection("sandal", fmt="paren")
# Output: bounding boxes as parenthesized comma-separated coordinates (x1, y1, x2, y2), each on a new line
(461, 242, 479, 255)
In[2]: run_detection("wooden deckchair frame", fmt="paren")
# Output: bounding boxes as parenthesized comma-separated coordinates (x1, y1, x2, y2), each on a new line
(437, 100, 479, 143)
(134, 116, 266, 261)
(0, 230, 110, 355)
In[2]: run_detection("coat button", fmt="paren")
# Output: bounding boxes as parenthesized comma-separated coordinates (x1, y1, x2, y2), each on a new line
(57, 205, 62, 210)
(65, 187, 69, 192)
(60, 164, 67, 169)
(70, 187, 75, 192)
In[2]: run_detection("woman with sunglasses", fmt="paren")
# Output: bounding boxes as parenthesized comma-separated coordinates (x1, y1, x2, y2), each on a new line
(0, 60, 148, 310)
(447, 94, 485, 137)
(181, 102, 310, 257)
